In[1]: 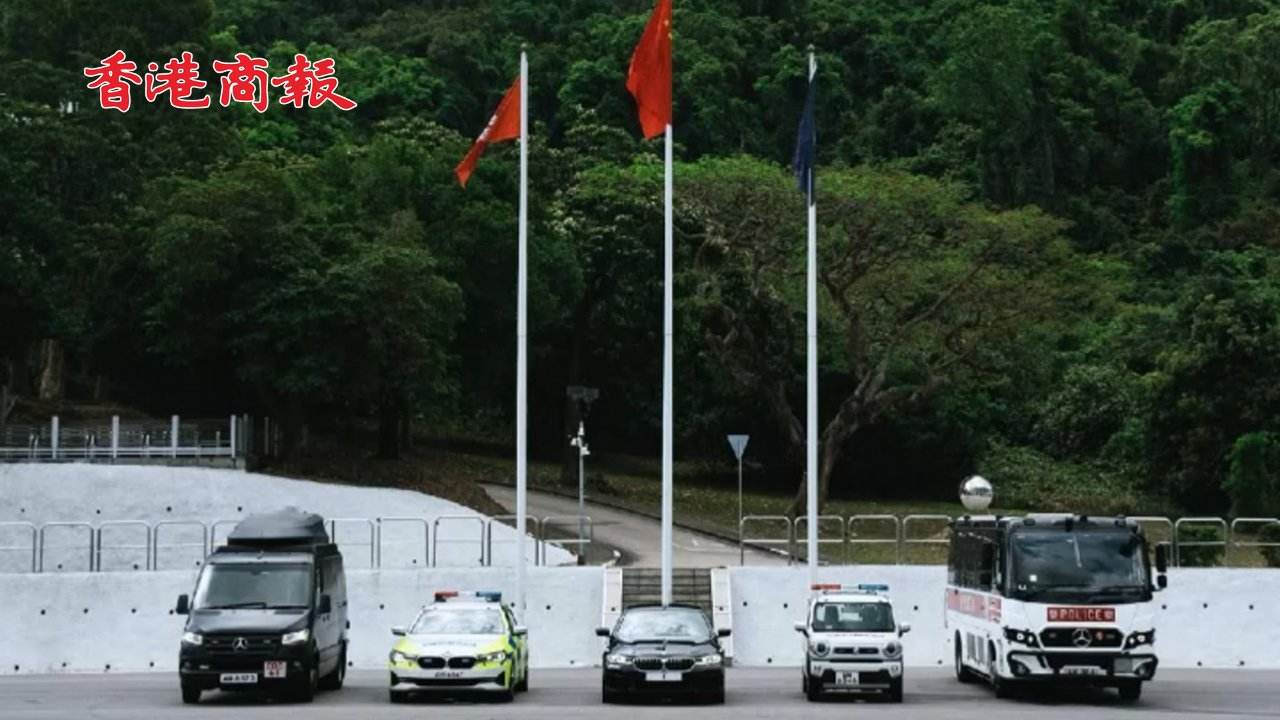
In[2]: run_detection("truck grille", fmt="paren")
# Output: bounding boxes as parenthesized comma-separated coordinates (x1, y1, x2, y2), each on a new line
(204, 634, 281, 658)
(1040, 627, 1123, 649)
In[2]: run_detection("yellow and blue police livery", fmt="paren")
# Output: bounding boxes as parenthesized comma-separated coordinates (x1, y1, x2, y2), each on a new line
(387, 590, 529, 703)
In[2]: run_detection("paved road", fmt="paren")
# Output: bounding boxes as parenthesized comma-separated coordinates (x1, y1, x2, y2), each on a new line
(1, 668, 1277, 719)
(482, 484, 788, 567)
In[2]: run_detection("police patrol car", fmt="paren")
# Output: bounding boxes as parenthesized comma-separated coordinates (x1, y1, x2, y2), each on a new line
(794, 583, 911, 702)
(387, 590, 529, 703)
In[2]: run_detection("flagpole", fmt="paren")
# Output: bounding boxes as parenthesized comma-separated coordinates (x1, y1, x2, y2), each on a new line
(516, 45, 529, 618)
(661, 120, 673, 606)
(805, 47, 818, 586)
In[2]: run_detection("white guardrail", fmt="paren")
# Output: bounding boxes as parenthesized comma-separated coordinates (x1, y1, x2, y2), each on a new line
(0, 415, 246, 461)
(0, 515, 590, 573)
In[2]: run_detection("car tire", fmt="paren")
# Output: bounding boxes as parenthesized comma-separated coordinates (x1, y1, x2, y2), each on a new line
(954, 635, 977, 683)
(806, 676, 822, 702)
(181, 686, 201, 705)
(989, 645, 1013, 699)
(709, 685, 726, 705)
(1118, 681, 1143, 703)
(515, 664, 529, 692)
(887, 677, 904, 703)
(602, 683, 620, 704)
(321, 644, 346, 690)
(389, 689, 408, 704)
(295, 661, 318, 703)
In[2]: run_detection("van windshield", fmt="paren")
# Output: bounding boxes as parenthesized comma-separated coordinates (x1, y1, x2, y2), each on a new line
(192, 563, 313, 609)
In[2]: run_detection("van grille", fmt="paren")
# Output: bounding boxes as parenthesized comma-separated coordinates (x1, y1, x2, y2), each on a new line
(204, 634, 282, 658)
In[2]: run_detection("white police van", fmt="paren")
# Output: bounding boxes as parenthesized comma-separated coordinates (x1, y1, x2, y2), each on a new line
(794, 583, 910, 702)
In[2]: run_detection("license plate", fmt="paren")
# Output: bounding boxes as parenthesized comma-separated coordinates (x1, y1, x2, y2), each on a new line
(1061, 666, 1104, 676)
(645, 671, 683, 682)
(263, 661, 287, 678)
(434, 670, 463, 678)
(219, 673, 257, 684)
(835, 671, 860, 686)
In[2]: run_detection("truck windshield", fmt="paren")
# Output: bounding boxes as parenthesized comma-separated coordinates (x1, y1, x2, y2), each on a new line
(812, 602, 895, 632)
(1011, 530, 1149, 597)
(192, 563, 313, 609)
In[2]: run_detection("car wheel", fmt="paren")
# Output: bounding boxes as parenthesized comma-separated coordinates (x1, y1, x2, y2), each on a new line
(515, 662, 529, 692)
(1117, 681, 1143, 703)
(321, 644, 346, 690)
(989, 644, 1013, 699)
(954, 635, 976, 683)
(709, 684, 726, 705)
(887, 677, 904, 703)
(389, 689, 408, 704)
(181, 686, 201, 705)
(295, 661, 318, 703)
(602, 683, 619, 704)
(806, 675, 822, 702)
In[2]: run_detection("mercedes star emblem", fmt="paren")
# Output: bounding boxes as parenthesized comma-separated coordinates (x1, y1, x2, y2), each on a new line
(1072, 628, 1092, 648)
(232, 637, 248, 652)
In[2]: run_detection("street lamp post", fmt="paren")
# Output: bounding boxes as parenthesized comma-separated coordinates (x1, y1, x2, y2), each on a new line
(566, 386, 599, 559)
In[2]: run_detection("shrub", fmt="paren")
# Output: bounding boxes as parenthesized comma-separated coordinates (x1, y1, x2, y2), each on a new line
(979, 439, 1146, 514)
(1223, 431, 1280, 518)
(1259, 522, 1280, 569)
(1175, 524, 1225, 567)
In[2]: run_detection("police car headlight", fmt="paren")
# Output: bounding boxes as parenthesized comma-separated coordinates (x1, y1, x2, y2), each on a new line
(281, 629, 310, 645)
(884, 641, 902, 658)
(606, 654, 631, 666)
(477, 651, 509, 664)
(181, 632, 202, 646)
(809, 640, 829, 656)
(697, 654, 722, 666)
(389, 650, 416, 663)
(1126, 631, 1154, 648)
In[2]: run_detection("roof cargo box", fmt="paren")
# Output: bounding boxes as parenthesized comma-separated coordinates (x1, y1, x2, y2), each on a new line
(226, 508, 330, 547)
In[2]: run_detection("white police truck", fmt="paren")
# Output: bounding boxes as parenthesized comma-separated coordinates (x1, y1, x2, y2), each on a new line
(794, 583, 911, 702)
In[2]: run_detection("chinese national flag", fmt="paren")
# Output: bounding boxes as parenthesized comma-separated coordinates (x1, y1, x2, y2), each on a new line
(456, 76, 522, 188)
(626, 0, 672, 139)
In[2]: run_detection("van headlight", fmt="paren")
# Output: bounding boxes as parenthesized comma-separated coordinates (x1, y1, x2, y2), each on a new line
(884, 641, 902, 658)
(477, 651, 509, 664)
(281, 629, 310, 645)
(809, 640, 829, 656)
(181, 632, 203, 646)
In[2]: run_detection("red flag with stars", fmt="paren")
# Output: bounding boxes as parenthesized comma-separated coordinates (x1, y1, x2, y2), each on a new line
(626, 0, 672, 139)
(455, 77, 522, 188)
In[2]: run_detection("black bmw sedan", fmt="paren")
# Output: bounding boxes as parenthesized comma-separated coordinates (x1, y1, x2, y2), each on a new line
(596, 603, 729, 704)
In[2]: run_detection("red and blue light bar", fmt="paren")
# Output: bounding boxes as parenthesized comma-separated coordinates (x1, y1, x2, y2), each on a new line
(433, 590, 503, 602)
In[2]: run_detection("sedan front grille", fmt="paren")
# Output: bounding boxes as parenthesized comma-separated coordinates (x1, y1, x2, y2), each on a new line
(417, 657, 446, 669)
(633, 657, 663, 671)
(447, 657, 476, 669)
(664, 657, 695, 671)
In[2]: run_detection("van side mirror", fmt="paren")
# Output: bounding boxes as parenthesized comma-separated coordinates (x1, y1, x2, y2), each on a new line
(513, 626, 528, 636)
(595, 627, 610, 638)
(899, 623, 911, 635)
(1155, 544, 1168, 573)
(794, 621, 807, 634)
(175, 594, 190, 615)
(317, 594, 332, 615)
(1157, 574, 1168, 590)
(717, 627, 731, 637)
(392, 626, 407, 636)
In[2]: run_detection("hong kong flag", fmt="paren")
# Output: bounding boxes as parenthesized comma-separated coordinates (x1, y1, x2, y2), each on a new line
(455, 76, 521, 188)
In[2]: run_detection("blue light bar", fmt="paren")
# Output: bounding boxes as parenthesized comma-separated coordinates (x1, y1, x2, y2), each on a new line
(857, 583, 890, 593)
(477, 591, 502, 602)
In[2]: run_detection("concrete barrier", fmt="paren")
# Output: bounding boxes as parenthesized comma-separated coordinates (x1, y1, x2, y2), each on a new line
(727, 566, 1280, 669)
(3, 565, 1278, 676)
(0, 567, 604, 675)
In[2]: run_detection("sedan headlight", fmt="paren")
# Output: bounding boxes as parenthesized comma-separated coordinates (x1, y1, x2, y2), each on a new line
(477, 651, 509, 664)
(697, 654, 722, 666)
(606, 654, 631, 666)
(181, 632, 203, 646)
(389, 650, 419, 664)
(883, 641, 902, 658)
(281, 629, 310, 645)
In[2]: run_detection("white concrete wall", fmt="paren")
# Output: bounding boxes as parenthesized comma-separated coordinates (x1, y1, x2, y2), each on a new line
(0, 464, 574, 571)
(727, 566, 1280, 670)
(0, 567, 604, 675)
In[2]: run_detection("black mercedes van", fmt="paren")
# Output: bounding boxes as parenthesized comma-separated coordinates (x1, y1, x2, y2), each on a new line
(175, 508, 349, 704)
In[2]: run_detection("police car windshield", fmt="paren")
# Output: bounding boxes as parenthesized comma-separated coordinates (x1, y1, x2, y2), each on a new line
(192, 564, 312, 609)
(615, 608, 712, 643)
(1012, 530, 1147, 590)
(812, 602, 895, 633)
(410, 607, 506, 635)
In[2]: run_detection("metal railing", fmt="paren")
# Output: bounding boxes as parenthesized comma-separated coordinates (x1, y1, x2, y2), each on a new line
(485, 515, 542, 566)
(0, 522, 38, 572)
(376, 517, 430, 568)
(1173, 517, 1229, 567)
(1, 415, 245, 462)
(793, 515, 846, 564)
(539, 515, 594, 562)
(847, 515, 902, 565)
(432, 516, 487, 567)
(739, 515, 794, 565)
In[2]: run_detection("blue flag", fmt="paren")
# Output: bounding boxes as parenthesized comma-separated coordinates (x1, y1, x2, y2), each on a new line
(793, 66, 815, 205)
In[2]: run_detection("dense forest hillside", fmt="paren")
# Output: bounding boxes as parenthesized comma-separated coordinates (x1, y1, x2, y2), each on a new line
(2, 0, 1279, 516)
